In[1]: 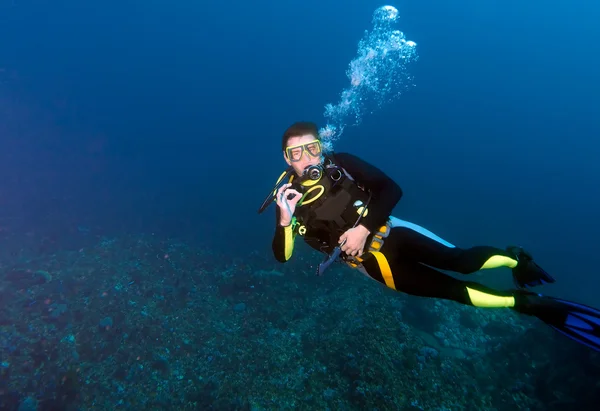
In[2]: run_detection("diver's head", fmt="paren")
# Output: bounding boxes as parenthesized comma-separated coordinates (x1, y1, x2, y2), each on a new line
(282, 121, 323, 177)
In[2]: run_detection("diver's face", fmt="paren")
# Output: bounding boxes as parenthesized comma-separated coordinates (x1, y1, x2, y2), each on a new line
(284, 134, 323, 176)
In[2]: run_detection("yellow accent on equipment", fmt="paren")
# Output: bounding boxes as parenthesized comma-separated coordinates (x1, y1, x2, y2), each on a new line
(356, 206, 369, 217)
(298, 185, 325, 206)
(371, 251, 396, 290)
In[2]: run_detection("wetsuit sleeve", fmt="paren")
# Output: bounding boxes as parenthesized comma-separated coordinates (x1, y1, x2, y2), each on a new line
(272, 206, 296, 263)
(333, 152, 402, 233)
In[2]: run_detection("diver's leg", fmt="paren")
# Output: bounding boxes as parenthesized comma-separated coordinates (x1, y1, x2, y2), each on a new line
(360, 253, 599, 351)
(361, 253, 516, 307)
(386, 217, 514, 273)
(384, 217, 555, 287)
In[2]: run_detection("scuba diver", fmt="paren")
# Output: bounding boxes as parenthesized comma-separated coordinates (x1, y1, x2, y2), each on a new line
(258, 121, 600, 352)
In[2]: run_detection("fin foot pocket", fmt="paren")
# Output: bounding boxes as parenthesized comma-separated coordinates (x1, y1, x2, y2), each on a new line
(507, 245, 556, 289)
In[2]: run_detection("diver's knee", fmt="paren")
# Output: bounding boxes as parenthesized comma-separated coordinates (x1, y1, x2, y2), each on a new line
(453, 249, 481, 274)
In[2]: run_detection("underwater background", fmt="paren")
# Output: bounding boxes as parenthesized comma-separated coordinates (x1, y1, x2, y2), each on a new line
(1, 0, 599, 410)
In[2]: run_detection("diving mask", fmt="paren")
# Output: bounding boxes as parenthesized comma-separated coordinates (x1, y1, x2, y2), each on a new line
(285, 139, 322, 162)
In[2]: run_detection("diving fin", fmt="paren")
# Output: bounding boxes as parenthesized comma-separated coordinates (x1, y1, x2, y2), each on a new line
(507, 246, 556, 289)
(514, 290, 600, 352)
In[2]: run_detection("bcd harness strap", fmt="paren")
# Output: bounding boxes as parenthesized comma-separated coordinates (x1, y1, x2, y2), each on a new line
(346, 219, 396, 290)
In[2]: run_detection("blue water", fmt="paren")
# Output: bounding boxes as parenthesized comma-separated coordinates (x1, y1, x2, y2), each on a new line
(0, 0, 598, 309)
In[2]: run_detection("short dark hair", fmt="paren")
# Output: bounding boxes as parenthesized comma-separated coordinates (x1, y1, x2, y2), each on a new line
(281, 121, 320, 152)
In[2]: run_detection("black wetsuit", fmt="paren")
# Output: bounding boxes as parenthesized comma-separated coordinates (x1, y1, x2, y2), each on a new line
(272, 152, 520, 309)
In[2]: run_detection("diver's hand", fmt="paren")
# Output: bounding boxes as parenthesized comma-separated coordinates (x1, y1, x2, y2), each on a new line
(339, 225, 371, 257)
(276, 183, 302, 226)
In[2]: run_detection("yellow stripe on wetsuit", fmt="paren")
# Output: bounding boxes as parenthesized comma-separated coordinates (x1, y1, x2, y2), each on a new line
(282, 224, 295, 261)
(466, 287, 515, 308)
(362, 252, 515, 306)
(480, 255, 518, 269)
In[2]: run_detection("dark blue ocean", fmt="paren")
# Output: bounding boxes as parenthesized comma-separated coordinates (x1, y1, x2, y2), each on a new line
(1, 1, 599, 410)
